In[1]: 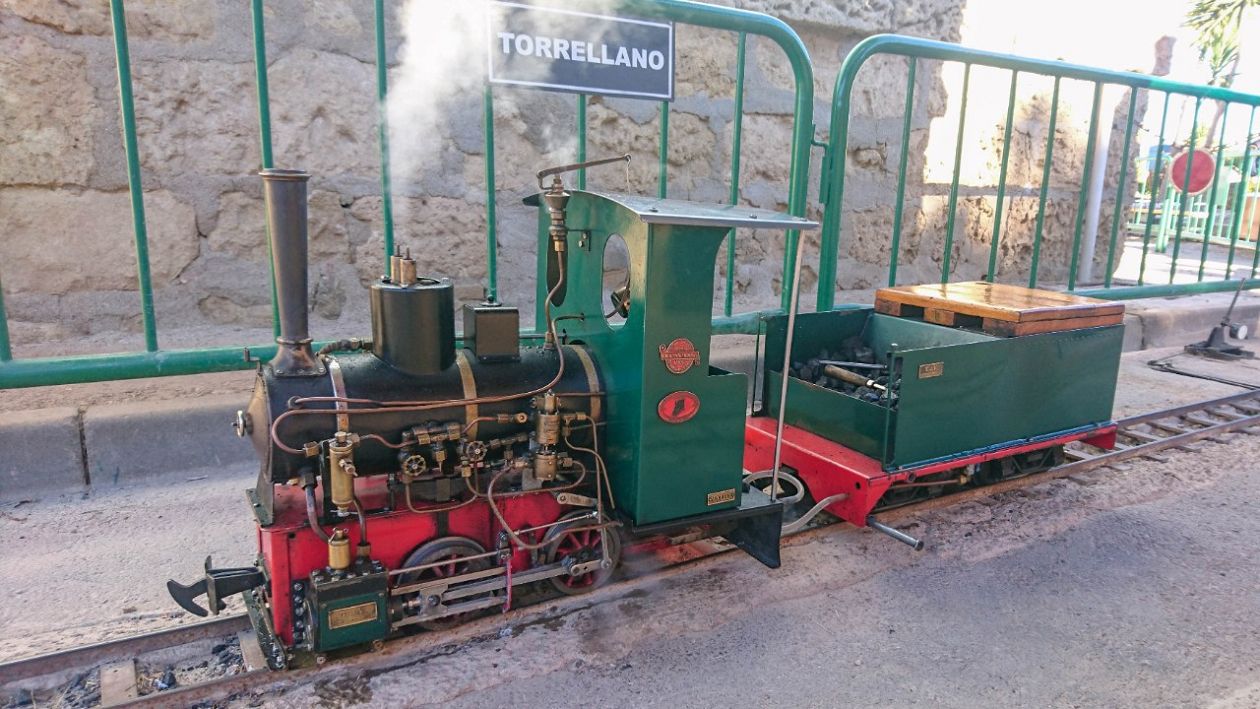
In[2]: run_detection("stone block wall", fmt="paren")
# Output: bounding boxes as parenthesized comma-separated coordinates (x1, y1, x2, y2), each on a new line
(0, 0, 1162, 357)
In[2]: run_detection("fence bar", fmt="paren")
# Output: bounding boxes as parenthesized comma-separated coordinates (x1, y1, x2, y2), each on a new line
(724, 32, 747, 317)
(108, 0, 158, 353)
(0, 274, 10, 362)
(577, 94, 588, 190)
(250, 1, 274, 178)
(374, 0, 395, 263)
(658, 101, 670, 198)
(484, 86, 498, 301)
(1104, 88, 1139, 288)
(1169, 97, 1202, 282)
(1029, 77, 1061, 288)
(1139, 94, 1172, 285)
(249, 0, 281, 338)
(889, 56, 918, 287)
(1250, 152, 1260, 276)
(1197, 104, 1230, 281)
(1228, 107, 1256, 278)
(940, 63, 971, 283)
(1067, 82, 1104, 290)
(1078, 277, 1260, 300)
(985, 69, 1017, 283)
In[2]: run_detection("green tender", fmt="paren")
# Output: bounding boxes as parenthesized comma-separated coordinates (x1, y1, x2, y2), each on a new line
(764, 309, 1123, 470)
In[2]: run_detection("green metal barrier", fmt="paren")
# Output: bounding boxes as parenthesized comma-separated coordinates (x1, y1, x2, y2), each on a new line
(0, 0, 813, 388)
(816, 34, 1260, 311)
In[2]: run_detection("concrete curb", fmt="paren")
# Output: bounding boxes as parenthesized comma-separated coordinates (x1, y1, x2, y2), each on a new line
(83, 394, 254, 488)
(2, 394, 255, 500)
(0, 292, 1253, 499)
(0, 407, 85, 496)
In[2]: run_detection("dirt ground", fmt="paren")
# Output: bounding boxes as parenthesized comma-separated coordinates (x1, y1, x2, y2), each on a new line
(2, 347, 1260, 707)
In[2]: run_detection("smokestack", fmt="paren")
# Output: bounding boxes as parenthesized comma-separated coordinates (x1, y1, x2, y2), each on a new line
(260, 169, 321, 377)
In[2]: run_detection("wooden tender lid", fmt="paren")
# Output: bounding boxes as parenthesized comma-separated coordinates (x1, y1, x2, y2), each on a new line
(874, 281, 1124, 323)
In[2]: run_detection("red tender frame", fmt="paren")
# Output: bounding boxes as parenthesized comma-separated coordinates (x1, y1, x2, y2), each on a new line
(742, 417, 1117, 528)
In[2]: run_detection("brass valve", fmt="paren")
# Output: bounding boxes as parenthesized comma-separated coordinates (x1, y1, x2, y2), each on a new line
(536, 154, 631, 254)
(533, 451, 558, 482)
(387, 247, 418, 287)
(328, 432, 358, 513)
(328, 528, 351, 571)
(535, 391, 561, 446)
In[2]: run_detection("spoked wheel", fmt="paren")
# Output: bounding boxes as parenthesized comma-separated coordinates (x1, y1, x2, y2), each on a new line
(397, 537, 492, 631)
(543, 512, 621, 595)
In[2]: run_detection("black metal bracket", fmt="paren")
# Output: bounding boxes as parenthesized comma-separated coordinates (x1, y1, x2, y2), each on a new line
(628, 486, 784, 569)
(167, 556, 266, 617)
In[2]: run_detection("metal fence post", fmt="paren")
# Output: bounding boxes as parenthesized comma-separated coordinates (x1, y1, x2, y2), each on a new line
(724, 32, 747, 317)
(1077, 83, 1110, 286)
(250, 0, 281, 338)
(0, 274, 11, 362)
(109, 0, 158, 352)
(374, 0, 396, 264)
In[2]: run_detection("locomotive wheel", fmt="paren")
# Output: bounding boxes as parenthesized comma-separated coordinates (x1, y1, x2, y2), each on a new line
(398, 537, 493, 631)
(543, 512, 621, 595)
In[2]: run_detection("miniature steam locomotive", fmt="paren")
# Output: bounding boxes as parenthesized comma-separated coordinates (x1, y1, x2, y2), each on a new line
(168, 159, 1123, 668)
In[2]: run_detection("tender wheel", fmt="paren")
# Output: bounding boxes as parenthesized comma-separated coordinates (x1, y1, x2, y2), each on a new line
(543, 512, 621, 595)
(397, 537, 492, 631)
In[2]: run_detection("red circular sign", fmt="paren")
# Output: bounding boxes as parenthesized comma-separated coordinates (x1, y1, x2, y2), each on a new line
(657, 390, 700, 424)
(1168, 149, 1215, 195)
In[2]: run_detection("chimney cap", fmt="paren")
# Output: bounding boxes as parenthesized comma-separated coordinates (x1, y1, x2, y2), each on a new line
(259, 168, 310, 181)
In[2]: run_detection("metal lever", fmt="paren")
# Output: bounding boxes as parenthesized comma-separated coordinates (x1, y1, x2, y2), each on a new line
(166, 556, 266, 617)
(536, 154, 631, 189)
(866, 517, 924, 551)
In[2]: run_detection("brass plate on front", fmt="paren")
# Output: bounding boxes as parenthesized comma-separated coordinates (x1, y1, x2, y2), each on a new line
(706, 488, 736, 506)
(918, 361, 944, 379)
(328, 601, 378, 629)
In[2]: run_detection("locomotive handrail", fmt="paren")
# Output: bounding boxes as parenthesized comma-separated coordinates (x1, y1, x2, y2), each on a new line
(816, 34, 1260, 311)
(0, 0, 814, 388)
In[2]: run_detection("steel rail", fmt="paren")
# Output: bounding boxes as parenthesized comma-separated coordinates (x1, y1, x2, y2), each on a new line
(879, 390, 1260, 521)
(0, 615, 248, 685)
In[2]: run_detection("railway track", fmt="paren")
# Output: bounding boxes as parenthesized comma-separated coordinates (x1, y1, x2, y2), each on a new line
(4, 390, 1259, 708)
(878, 388, 1260, 521)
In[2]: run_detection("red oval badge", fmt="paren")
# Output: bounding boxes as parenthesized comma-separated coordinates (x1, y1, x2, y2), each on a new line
(658, 338, 700, 375)
(658, 390, 700, 424)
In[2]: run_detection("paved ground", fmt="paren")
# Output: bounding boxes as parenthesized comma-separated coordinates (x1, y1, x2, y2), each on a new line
(249, 413, 1260, 708)
(3, 348, 1260, 707)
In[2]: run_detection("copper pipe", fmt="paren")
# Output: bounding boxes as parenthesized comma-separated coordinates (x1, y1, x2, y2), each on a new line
(304, 483, 332, 543)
